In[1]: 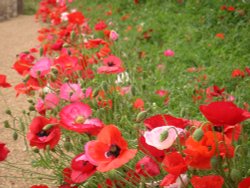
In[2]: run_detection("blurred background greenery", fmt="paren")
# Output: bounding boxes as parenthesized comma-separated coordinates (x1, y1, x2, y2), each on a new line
(23, 0, 40, 15)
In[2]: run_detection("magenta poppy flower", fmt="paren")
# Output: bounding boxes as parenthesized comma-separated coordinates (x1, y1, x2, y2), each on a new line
(59, 83, 84, 102)
(27, 116, 61, 149)
(164, 49, 175, 57)
(135, 156, 160, 177)
(0, 142, 9, 161)
(200, 101, 250, 126)
(30, 57, 52, 78)
(97, 55, 124, 74)
(59, 102, 103, 135)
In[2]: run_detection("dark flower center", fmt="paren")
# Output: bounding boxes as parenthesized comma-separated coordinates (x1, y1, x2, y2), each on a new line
(37, 130, 49, 137)
(106, 144, 121, 158)
(213, 126, 223, 132)
(107, 61, 115, 67)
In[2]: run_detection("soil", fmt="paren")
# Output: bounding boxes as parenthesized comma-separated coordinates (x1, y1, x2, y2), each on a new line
(0, 15, 42, 188)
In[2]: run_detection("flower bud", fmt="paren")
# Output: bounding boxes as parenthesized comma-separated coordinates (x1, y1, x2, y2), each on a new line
(42, 124, 54, 131)
(32, 147, 40, 153)
(5, 109, 12, 115)
(4, 120, 10, 128)
(160, 130, 169, 142)
(136, 110, 147, 122)
(64, 142, 72, 152)
(39, 47, 44, 56)
(51, 67, 58, 74)
(131, 86, 136, 96)
(29, 106, 36, 111)
(192, 128, 204, 141)
(13, 132, 18, 140)
(92, 88, 99, 98)
(101, 81, 108, 92)
(70, 31, 76, 40)
(23, 74, 30, 83)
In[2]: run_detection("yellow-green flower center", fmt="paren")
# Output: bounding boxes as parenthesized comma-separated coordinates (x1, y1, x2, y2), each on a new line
(75, 116, 85, 124)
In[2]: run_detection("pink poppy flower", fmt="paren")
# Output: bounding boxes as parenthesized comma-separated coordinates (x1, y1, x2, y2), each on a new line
(144, 126, 184, 150)
(164, 49, 175, 57)
(110, 30, 119, 41)
(59, 102, 103, 135)
(135, 156, 160, 177)
(59, 83, 84, 102)
(97, 55, 124, 74)
(30, 57, 52, 78)
(35, 93, 59, 114)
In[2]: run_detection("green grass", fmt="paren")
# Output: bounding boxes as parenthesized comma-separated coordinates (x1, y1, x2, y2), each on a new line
(69, 0, 250, 120)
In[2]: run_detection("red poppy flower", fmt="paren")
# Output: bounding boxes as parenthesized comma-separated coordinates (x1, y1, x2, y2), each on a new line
(59, 185, 78, 188)
(14, 77, 46, 97)
(232, 69, 245, 78)
(67, 11, 85, 25)
(133, 98, 144, 111)
(97, 55, 124, 74)
(215, 33, 225, 40)
(245, 67, 250, 76)
(238, 177, 250, 188)
(200, 101, 250, 126)
(0, 142, 9, 161)
(144, 114, 189, 130)
(12, 53, 35, 75)
(160, 174, 178, 187)
(54, 55, 81, 76)
(162, 152, 188, 175)
(95, 20, 107, 31)
(227, 6, 235, 12)
(63, 153, 96, 184)
(134, 0, 139, 4)
(85, 125, 137, 172)
(27, 116, 61, 149)
(0, 74, 11, 88)
(220, 5, 227, 11)
(135, 156, 160, 177)
(191, 175, 224, 188)
(30, 185, 48, 188)
(184, 131, 219, 169)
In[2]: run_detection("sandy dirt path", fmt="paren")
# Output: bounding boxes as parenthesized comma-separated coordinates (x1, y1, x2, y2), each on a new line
(0, 15, 40, 188)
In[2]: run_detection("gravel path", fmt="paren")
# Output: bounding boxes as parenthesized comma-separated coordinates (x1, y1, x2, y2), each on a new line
(0, 15, 40, 188)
